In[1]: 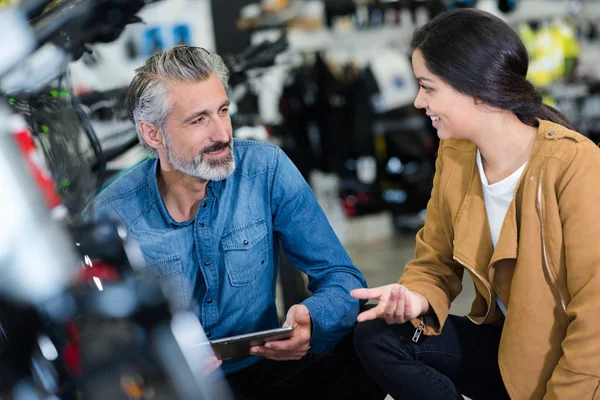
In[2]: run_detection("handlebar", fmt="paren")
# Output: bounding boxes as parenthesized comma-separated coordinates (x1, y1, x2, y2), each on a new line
(28, 0, 152, 60)
(226, 35, 289, 85)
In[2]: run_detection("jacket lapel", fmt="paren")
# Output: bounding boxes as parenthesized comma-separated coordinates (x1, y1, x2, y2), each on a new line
(487, 162, 529, 308)
(490, 198, 519, 264)
(452, 151, 494, 276)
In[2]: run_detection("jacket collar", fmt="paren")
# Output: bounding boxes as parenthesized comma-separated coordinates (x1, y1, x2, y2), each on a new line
(451, 119, 569, 273)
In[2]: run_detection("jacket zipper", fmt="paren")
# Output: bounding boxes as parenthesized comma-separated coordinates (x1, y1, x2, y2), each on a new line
(453, 256, 493, 324)
(535, 168, 569, 321)
(412, 317, 425, 343)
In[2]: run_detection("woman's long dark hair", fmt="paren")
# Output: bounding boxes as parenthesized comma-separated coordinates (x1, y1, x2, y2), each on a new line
(411, 8, 574, 130)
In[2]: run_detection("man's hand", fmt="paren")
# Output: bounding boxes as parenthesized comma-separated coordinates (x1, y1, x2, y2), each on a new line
(351, 284, 429, 325)
(249, 304, 311, 361)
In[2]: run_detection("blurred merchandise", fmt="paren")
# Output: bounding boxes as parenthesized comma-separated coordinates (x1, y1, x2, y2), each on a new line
(262, 0, 289, 14)
(512, 1, 600, 141)
(521, 18, 580, 87)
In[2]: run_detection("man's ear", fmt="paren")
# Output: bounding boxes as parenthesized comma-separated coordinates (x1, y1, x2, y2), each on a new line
(139, 121, 164, 150)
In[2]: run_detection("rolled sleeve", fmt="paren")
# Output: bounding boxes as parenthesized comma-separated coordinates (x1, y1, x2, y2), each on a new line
(270, 148, 367, 353)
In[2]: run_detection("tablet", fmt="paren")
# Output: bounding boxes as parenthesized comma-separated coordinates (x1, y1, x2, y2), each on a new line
(210, 326, 294, 360)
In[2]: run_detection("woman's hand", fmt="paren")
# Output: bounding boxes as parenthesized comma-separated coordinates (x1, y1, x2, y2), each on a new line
(351, 284, 430, 325)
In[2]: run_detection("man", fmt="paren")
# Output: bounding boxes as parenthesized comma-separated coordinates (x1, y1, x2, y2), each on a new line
(83, 46, 384, 399)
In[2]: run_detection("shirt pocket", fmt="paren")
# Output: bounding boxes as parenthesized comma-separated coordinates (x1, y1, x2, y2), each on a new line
(221, 219, 269, 286)
(145, 256, 189, 310)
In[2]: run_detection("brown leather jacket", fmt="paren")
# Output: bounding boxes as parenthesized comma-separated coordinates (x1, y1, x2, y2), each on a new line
(399, 120, 600, 399)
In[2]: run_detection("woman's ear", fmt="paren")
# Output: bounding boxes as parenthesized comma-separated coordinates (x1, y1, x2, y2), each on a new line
(139, 121, 164, 150)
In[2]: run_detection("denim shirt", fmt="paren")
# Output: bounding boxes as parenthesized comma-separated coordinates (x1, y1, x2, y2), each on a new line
(83, 139, 367, 374)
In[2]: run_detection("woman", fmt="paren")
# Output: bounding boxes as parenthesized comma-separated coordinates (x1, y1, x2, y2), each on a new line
(352, 8, 600, 400)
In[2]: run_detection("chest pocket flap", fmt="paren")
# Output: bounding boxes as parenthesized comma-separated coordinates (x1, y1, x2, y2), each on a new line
(222, 219, 268, 250)
(221, 219, 269, 286)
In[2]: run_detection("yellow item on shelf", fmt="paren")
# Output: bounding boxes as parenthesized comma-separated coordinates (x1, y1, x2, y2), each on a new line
(522, 18, 580, 87)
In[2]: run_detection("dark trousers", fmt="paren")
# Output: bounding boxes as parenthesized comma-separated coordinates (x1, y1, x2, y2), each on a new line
(353, 315, 510, 400)
(226, 333, 386, 400)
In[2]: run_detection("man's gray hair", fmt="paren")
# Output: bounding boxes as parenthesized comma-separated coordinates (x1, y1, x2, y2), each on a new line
(125, 46, 230, 154)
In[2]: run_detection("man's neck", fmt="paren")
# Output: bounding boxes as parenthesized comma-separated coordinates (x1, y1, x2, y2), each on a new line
(157, 162, 209, 222)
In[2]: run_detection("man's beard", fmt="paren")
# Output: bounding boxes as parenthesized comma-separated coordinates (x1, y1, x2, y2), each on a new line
(163, 133, 235, 181)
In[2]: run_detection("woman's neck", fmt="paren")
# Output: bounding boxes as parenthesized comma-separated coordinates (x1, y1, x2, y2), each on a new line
(473, 113, 538, 185)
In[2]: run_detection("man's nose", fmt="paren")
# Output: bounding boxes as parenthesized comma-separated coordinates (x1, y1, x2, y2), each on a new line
(210, 115, 231, 142)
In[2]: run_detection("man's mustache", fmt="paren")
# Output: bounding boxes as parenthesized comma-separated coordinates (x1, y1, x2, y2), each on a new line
(202, 141, 231, 154)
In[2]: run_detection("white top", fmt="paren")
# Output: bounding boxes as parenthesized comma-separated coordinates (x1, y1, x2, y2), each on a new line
(476, 150, 527, 315)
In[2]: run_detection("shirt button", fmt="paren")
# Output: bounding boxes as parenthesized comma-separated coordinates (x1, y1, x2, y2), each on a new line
(243, 240, 249, 245)
(207, 297, 213, 304)
(204, 260, 211, 266)
(548, 131, 556, 137)
(206, 332, 211, 338)
(198, 221, 205, 228)
(202, 202, 208, 208)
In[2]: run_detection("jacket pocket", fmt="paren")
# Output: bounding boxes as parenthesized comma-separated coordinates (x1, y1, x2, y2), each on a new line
(146, 256, 189, 310)
(221, 219, 269, 286)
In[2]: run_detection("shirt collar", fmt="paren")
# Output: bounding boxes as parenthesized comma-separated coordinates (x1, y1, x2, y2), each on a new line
(207, 179, 223, 198)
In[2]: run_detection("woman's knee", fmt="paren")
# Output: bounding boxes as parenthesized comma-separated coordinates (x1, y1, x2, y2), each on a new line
(354, 319, 383, 349)
(353, 318, 410, 361)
